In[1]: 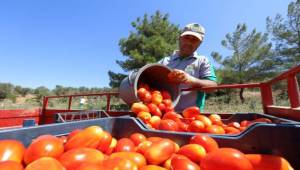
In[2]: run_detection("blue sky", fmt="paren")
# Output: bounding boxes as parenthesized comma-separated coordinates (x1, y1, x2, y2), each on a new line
(0, 0, 291, 89)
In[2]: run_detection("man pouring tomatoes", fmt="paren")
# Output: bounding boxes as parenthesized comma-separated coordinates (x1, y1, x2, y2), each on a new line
(159, 23, 217, 112)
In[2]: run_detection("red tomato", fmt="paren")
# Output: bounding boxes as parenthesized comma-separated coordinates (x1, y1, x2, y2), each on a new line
(245, 154, 293, 170)
(158, 119, 179, 131)
(97, 131, 112, 153)
(241, 120, 252, 127)
(182, 106, 200, 118)
(75, 162, 103, 170)
(110, 152, 146, 168)
(147, 103, 162, 117)
(0, 161, 23, 170)
(114, 138, 135, 152)
(142, 92, 152, 103)
(0, 139, 25, 163)
(67, 129, 83, 140)
(252, 118, 272, 123)
(131, 103, 150, 114)
(144, 139, 176, 165)
(149, 116, 161, 129)
(161, 90, 172, 99)
(140, 165, 167, 170)
(130, 133, 146, 146)
(162, 99, 172, 107)
(101, 157, 138, 170)
(147, 137, 162, 143)
(59, 148, 104, 170)
(136, 141, 153, 155)
(189, 134, 219, 153)
(210, 118, 224, 126)
(188, 120, 205, 133)
(208, 114, 221, 120)
(105, 138, 117, 155)
(162, 112, 182, 122)
(165, 106, 175, 112)
(138, 88, 149, 100)
(224, 127, 241, 134)
(201, 148, 253, 170)
(152, 93, 163, 105)
(24, 135, 64, 165)
(195, 115, 212, 127)
(64, 126, 103, 151)
(139, 83, 150, 91)
(25, 157, 65, 170)
(158, 103, 166, 113)
(137, 111, 152, 123)
(177, 144, 206, 163)
(170, 154, 200, 170)
(206, 125, 225, 134)
(177, 120, 189, 132)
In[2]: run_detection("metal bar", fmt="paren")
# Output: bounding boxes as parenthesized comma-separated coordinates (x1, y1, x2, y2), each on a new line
(67, 96, 72, 111)
(45, 92, 119, 99)
(267, 64, 300, 84)
(260, 83, 274, 114)
(181, 83, 260, 91)
(287, 75, 300, 108)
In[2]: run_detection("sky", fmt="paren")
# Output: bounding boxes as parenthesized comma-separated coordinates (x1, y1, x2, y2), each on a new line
(0, 0, 291, 89)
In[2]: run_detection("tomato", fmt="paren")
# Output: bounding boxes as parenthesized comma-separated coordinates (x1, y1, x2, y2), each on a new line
(252, 118, 272, 123)
(201, 148, 253, 170)
(177, 120, 189, 132)
(206, 125, 225, 134)
(188, 120, 205, 132)
(110, 152, 146, 168)
(25, 157, 65, 170)
(139, 83, 150, 91)
(105, 138, 117, 155)
(97, 131, 112, 153)
(162, 112, 182, 122)
(228, 122, 241, 129)
(149, 116, 161, 129)
(159, 119, 179, 131)
(144, 139, 175, 165)
(147, 103, 162, 117)
(140, 165, 167, 170)
(182, 106, 200, 118)
(142, 92, 152, 103)
(165, 106, 175, 112)
(131, 103, 150, 114)
(0, 161, 23, 170)
(137, 111, 152, 123)
(130, 133, 147, 146)
(189, 134, 219, 153)
(23, 135, 64, 165)
(67, 129, 82, 140)
(138, 88, 149, 100)
(170, 154, 200, 170)
(152, 93, 163, 105)
(101, 157, 138, 170)
(64, 126, 103, 151)
(136, 141, 153, 155)
(195, 115, 212, 127)
(210, 118, 224, 126)
(208, 114, 221, 120)
(161, 90, 172, 100)
(0, 139, 25, 163)
(224, 127, 241, 134)
(75, 162, 103, 170)
(147, 137, 163, 143)
(158, 103, 166, 113)
(114, 138, 135, 152)
(177, 144, 206, 163)
(241, 120, 252, 127)
(59, 148, 104, 170)
(162, 99, 172, 107)
(245, 154, 294, 170)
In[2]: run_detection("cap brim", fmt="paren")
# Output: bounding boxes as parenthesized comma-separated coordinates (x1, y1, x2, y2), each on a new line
(180, 31, 203, 41)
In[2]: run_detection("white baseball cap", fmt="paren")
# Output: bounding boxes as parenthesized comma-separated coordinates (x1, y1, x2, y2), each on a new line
(181, 23, 205, 41)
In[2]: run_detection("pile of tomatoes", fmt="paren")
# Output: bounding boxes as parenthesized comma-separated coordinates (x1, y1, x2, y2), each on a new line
(0, 125, 293, 170)
(131, 83, 272, 134)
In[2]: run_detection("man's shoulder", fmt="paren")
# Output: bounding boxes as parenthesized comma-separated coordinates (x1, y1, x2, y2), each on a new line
(193, 54, 210, 63)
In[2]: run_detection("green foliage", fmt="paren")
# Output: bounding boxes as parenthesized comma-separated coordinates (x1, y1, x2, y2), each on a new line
(14, 86, 32, 97)
(211, 23, 278, 102)
(108, 10, 180, 87)
(33, 86, 51, 105)
(266, 0, 300, 69)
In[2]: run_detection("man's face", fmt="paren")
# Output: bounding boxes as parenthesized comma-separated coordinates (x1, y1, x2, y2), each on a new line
(179, 35, 201, 57)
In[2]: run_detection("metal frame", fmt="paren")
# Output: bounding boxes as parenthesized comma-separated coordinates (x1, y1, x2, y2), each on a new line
(41, 64, 300, 121)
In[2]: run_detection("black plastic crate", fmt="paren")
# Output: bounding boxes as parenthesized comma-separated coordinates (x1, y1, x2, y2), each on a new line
(55, 110, 109, 123)
(0, 117, 299, 168)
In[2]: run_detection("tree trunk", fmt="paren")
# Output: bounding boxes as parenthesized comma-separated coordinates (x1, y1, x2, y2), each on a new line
(239, 88, 245, 103)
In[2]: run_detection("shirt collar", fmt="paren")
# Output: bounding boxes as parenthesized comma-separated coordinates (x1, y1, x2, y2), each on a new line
(170, 50, 198, 61)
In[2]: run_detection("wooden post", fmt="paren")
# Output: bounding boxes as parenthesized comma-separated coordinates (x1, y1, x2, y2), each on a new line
(287, 75, 300, 108)
(260, 83, 273, 114)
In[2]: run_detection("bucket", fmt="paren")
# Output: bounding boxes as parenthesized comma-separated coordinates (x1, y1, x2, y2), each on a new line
(119, 63, 181, 107)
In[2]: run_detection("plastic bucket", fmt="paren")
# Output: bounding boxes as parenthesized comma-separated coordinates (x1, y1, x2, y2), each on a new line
(119, 63, 181, 107)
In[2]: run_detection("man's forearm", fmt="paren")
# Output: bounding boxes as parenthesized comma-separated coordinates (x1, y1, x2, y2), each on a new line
(188, 77, 217, 88)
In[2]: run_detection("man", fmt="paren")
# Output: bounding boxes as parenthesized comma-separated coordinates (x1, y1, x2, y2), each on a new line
(159, 23, 217, 112)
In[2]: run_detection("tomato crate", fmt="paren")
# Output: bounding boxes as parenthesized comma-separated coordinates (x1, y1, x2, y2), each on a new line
(0, 117, 299, 168)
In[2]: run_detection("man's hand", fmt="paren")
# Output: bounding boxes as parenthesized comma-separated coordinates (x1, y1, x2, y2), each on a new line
(168, 69, 195, 84)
